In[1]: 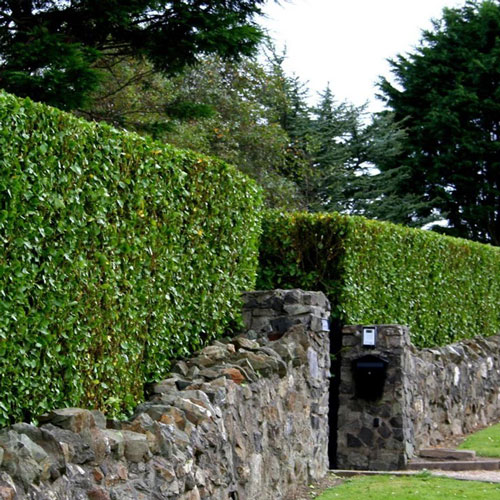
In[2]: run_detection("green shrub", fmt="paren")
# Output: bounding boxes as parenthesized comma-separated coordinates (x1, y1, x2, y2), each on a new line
(257, 211, 500, 347)
(0, 91, 262, 425)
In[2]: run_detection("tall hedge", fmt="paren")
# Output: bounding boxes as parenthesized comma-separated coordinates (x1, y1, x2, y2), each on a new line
(0, 91, 262, 426)
(257, 211, 500, 347)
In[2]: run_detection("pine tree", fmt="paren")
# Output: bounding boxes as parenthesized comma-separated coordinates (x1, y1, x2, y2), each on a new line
(295, 86, 405, 214)
(0, 1, 267, 110)
(377, 0, 500, 244)
(308, 86, 363, 211)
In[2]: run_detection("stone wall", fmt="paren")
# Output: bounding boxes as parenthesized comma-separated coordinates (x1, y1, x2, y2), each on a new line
(337, 325, 413, 470)
(337, 324, 500, 471)
(0, 290, 331, 500)
(405, 334, 500, 451)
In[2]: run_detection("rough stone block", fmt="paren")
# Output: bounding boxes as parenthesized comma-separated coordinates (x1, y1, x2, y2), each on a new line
(283, 304, 315, 316)
(152, 378, 181, 394)
(0, 484, 15, 500)
(176, 399, 213, 426)
(283, 289, 302, 305)
(180, 485, 201, 500)
(251, 307, 277, 318)
(270, 316, 302, 334)
(80, 427, 109, 465)
(0, 431, 51, 485)
(122, 431, 149, 463)
(222, 367, 245, 385)
(419, 448, 476, 461)
(39, 408, 96, 434)
(87, 486, 111, 500)
(91, 411, 107, 431)
(233, 337, 260, 351)
(138, 404, 177, 422)
(310, 315, 330, 332)
(101, 430, 125, 459)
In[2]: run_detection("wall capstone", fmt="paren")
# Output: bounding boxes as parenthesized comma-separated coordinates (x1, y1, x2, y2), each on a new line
(0, 289, 330, 500)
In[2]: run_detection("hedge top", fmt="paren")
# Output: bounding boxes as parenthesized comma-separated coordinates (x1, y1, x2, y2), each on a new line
(257, 210, 500, 347)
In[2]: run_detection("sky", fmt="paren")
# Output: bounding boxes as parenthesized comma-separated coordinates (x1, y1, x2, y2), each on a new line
(259, 0, 466, 112)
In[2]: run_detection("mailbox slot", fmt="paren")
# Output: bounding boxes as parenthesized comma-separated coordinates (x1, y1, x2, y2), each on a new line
(352, 355, 388, 401)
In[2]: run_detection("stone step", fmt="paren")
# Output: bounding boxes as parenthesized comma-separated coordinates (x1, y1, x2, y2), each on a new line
(408, 459, 500, 471)
(418, 448, 476, 461)
(332, 470, 420, 477)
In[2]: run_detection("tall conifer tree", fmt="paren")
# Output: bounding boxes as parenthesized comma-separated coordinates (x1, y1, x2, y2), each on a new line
(378, 0, 500, 244)
(0, 1, 267, 109)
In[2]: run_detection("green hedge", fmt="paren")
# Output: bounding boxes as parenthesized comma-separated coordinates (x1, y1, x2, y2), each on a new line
(257, 211, 500, 347)
(0, 91, 262, 425)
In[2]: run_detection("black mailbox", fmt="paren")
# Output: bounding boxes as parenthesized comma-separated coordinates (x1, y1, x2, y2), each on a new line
(352, 355, 388, 401)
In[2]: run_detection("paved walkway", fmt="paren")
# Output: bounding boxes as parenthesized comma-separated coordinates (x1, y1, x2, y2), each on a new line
(431, 470, 500, 483)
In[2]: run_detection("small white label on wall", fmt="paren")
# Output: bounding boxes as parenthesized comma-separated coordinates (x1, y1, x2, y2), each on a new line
(362, 327, 377, 347)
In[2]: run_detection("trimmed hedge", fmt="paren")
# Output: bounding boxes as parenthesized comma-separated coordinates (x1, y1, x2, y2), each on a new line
(257, 211, 500, 347)
(0, 91, 262, 425)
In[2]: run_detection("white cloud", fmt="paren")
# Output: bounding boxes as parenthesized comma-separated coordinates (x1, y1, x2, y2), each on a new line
(260, 0, 465, 111)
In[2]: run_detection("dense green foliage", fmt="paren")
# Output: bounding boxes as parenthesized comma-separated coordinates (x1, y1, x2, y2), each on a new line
(257, 211, 500, 347)
(377, 0, 500, 245)
(0, 0, 266, 109)
(0, 91, 262, 425)
(76, 53, 305, 209)
(78, 50, 404, 212)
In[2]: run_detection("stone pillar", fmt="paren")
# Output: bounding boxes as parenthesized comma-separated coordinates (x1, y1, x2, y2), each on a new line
(336, 325, 414, 470)
(241, 289, 331, 341)
(241, 289, 331, 481)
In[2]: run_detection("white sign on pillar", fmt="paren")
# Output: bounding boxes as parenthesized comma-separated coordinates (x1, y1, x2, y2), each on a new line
(362, 327, 377, 347)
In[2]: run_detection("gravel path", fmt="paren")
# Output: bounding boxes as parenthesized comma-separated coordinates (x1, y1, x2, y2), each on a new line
(431, 470, 500, 483)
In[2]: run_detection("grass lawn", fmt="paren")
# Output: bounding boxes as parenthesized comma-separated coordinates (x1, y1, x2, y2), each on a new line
(458, 422, 500, 457)
(316, 474, 500, 500)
